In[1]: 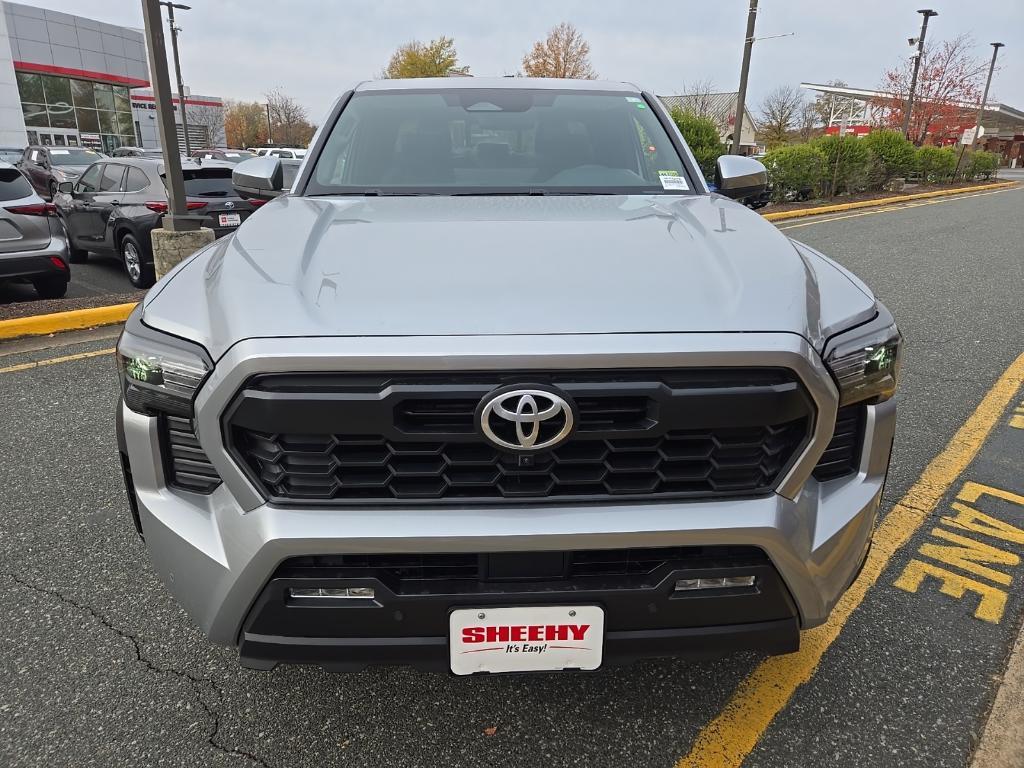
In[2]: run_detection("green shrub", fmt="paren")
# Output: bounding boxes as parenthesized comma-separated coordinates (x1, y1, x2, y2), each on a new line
(862, 130, 917, 183)
(762, 144, 827, 202)
(967, 150, 999, 180)
(811, 134, 872, 196)
(669, 107, 725, 182)
(916, 146, 957, 183)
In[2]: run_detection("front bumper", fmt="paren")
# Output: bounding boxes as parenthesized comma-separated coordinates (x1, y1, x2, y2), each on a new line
(118, 332, 896, 669)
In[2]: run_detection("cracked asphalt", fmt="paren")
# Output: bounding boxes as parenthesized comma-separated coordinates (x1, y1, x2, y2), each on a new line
(1, 186, 1022, 767)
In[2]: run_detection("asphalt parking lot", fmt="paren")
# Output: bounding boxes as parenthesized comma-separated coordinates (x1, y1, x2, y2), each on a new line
(1, 185, 1022, 768)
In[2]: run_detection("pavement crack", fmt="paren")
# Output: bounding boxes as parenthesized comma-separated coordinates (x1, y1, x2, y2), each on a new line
(0, 571, 273, 768)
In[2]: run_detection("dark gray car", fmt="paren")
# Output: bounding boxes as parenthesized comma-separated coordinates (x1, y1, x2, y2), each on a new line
(56, 157, 261, 288)
(18, 145, 103, 200)
(117, 79, 901, 674)
(0, 162, 70, 298)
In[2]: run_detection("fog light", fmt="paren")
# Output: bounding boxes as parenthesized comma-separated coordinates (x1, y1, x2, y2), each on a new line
(289, 587, 376, 599)
(674, 575, 756, 591)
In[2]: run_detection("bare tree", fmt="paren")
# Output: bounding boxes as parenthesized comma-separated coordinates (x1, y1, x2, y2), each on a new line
(265, 88, 314, 146)
(185, 104, 225, 148)
(811, 79, 859, 127)
(522, 23, 596, 79)
(798, 100, 819, 141)
(758, 85, 805, 147)
(681, 78, 717, 119)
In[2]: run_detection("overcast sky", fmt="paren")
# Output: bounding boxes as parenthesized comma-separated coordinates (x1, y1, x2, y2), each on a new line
(25, 0, 1024, 124)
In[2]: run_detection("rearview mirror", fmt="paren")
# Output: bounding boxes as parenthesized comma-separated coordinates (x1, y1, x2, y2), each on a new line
(714, 155, 768, 200)
(57, 181, 74, 195)
(232, 156, 285, 200)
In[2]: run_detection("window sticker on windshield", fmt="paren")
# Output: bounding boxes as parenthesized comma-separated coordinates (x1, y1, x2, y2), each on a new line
(51, 149, 70, 154)
(658, 171, 689, 191)
(626, 97, 642, 103)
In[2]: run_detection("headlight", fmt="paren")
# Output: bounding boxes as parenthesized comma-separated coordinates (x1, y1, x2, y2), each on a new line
(824, 304, 902, 406)
(116, 306, 212, 417)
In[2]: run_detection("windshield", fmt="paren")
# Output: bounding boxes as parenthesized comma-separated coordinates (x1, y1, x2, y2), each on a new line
(49, 149, 102, 166)
(308, 89, 693, 195)
(222, 151, 255, 162)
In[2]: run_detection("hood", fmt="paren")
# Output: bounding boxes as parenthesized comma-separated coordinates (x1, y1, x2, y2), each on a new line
(51, 165, 89, 177)
(144, 194, 877, 359)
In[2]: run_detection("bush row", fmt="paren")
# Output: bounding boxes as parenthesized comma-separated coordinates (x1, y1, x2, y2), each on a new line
(761, 131, 1000, 202)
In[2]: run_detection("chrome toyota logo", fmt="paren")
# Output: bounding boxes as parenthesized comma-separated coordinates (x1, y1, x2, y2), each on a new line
(224, 201, 235, 209)
(477, 387, 575, 452)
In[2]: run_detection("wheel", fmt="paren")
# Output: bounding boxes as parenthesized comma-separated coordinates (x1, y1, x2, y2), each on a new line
(48, 181, 57, 200)
(32, 275, 68, 299)
(120, 233, 155, 289)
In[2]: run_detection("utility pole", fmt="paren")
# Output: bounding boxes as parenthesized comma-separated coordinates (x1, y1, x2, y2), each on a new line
(141, 0, 196, 230)
(954, 42, 1004, 179)
(731, 0, 758, 155)
(901, 9, 938, 141)
(265, 102, 273, 144)
(160, 2, 192, 155)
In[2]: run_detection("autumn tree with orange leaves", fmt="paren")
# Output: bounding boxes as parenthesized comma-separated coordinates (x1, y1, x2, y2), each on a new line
(522, 23, 597, 79)
(876, 34, 990, 145)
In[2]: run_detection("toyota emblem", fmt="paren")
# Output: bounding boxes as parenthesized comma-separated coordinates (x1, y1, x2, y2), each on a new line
(477, 386, 575, 452)
(224, 201, 235, 209)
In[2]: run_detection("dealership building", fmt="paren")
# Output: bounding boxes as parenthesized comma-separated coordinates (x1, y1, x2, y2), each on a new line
(0, 0, 224, 152)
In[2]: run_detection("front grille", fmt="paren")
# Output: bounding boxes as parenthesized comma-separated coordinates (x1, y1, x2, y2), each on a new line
(226, 369, 814, 504)
(161, 415, 221, 493)
(235, 421, 808, 501)
(274, 546, 769, 594)
(812, 404, 865, 481)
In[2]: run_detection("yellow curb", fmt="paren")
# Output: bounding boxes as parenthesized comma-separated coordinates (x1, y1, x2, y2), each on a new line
(761, 180, 1018, 221)
(0, 302, 137, 341)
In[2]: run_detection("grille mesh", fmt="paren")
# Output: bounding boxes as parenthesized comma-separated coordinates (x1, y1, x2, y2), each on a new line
(234, 419, 809, 502)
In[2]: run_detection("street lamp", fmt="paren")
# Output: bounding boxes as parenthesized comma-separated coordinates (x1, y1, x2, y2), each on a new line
(159, 2, 192, 154)
(902, 9, 938, 141)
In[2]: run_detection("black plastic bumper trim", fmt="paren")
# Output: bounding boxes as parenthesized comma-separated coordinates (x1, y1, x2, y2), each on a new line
(239, 618, 800, 672)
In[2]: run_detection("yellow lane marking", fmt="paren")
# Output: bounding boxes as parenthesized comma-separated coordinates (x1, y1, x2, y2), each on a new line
(676, 351, 1024, 768)
(0, 347, 115, 374)
(776, 188, 1017, 230)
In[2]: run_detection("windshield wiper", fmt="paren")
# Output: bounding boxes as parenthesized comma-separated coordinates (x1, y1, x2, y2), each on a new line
(452, 189, 547, 196)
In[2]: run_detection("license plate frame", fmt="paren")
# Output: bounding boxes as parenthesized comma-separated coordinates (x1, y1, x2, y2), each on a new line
(218, 212, 241, 227)
(449, 605, 604, 675)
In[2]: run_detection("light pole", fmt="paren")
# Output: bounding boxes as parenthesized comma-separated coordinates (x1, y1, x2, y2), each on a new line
(731, 0, 758, 155)
(265, 102, 273, 144)
(160, 2, 192, 155)
(971, 43, 1005, 149)
(902, 9, 938, 141)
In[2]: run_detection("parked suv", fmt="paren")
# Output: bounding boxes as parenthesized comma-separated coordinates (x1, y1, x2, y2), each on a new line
(192, 148, 257, 163)
(117, 79, 900, 674)
(0, 162, 70, 298)
(56, 157, 260, 288)
(19, 146, 103, 199)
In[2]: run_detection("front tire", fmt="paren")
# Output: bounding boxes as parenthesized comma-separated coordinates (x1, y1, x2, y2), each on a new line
(48, 181, 57, 200)
(32, 275, 68, 299)
(120, 233, 154, 289)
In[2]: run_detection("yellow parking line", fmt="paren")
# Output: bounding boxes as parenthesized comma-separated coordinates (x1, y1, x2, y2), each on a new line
(777, 188, 1017, 230)
(0, 347, 114, 374)
(676, 351, 1024, 768)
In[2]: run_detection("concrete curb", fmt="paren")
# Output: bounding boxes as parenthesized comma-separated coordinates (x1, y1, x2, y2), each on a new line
(762, 180, 1018, 222)
(0, 302, 137, 341)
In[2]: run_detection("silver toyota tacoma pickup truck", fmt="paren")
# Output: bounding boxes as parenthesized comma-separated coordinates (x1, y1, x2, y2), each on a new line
(116, 78, 900, 675)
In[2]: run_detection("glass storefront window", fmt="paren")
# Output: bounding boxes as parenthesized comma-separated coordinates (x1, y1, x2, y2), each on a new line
(113, 86, 130, 112)
(97, 110, 116, 133)
(41, 75, 73, 106)
(76, 108, 100, 132)
(48, 104, 77, 129)
(22, 103, 49, 127)
(94, 83, 115, 111)
(115, 111, 134, 134)
(16, 72, 44, 103)
(71, 79, 96, 109)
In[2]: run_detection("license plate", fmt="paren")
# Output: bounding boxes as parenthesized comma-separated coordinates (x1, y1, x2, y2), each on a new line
(449, 605, 604, 675)
(218, 213, 241, 226)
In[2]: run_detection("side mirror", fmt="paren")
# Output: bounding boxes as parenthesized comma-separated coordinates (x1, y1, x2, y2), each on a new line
(714, 155, 768, 200)
(57, 181, 74, 195)
(232, 156, 285, 200)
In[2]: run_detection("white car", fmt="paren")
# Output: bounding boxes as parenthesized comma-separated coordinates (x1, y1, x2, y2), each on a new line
(252, 147, 306, 159)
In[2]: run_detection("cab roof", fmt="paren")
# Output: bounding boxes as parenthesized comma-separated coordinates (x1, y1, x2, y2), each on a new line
(355, 77, 642, 93)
